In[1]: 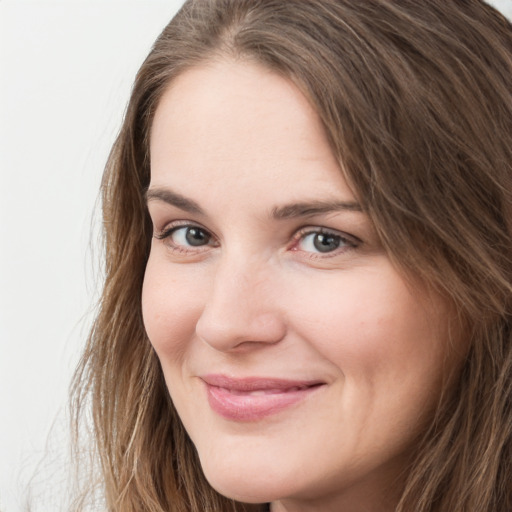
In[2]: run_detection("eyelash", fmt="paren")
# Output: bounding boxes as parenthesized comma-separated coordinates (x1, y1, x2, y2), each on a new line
(290, 227, 359, 257)
(154, 222, 360, 257)
(154, 221, 218, 254)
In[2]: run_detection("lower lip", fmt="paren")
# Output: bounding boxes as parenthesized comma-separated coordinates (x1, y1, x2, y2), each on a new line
(205, 383, 323, 421)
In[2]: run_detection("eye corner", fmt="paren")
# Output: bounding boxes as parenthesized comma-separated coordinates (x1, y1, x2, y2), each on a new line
(153, 227, 171, 241)
(152, 222, 219, 258)
(289, 226, 361, 258)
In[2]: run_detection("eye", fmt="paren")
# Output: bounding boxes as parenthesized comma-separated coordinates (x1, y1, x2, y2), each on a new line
(173, 226, 211, 247)
(293, 228, 358, 255)
(155, 223, 217, 251)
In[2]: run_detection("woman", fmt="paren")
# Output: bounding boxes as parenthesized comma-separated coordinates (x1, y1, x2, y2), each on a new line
(72, 1, 512, 511)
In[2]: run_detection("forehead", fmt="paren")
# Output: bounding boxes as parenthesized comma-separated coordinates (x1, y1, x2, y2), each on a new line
(149, 59, 355, 206)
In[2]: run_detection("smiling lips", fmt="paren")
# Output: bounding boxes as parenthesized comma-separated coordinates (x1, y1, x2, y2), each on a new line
(201, 375, 325, 421)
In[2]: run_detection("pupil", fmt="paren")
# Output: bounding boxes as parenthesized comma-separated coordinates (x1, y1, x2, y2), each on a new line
(185, 227, 209, 246)
(313, 233, 340, 253)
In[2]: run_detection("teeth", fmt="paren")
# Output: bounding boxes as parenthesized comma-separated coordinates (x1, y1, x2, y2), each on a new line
(248, 390, 267, 396)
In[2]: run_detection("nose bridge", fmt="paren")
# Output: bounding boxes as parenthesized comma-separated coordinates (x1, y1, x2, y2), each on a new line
(218, 249, 255, 301)
(196, 249, 285, 350)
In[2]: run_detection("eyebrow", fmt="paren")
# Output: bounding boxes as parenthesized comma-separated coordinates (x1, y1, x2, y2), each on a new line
(146, 187, 204, 215)
(146, 186, 362, 219)
(271, 200, 362, 219)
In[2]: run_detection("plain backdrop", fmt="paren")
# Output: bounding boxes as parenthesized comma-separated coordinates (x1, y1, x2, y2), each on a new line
(1, 1, 511, 511)
(0, 2, 184, 510)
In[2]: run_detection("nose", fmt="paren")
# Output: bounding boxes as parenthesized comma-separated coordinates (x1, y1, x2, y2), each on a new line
(195, 255, 287, 352)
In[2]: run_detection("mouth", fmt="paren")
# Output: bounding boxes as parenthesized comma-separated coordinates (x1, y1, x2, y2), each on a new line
(201, 374, 325, 421)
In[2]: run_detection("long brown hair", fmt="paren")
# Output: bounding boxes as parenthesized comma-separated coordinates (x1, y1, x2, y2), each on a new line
(72, 1, 512, 510)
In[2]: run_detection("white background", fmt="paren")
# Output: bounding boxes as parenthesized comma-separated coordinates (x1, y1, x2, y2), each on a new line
(0, 2, 183, 510)
(1, 1, 511, 511)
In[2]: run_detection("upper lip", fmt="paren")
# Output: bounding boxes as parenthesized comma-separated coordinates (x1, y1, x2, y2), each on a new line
(200, 374, 325, 392)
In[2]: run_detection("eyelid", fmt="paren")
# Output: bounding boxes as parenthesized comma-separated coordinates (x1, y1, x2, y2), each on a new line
(154, 220, 211, 239)
(154, 221, 219, 254)
(153, 220, 361, 259)
(289, 226, 361, 254)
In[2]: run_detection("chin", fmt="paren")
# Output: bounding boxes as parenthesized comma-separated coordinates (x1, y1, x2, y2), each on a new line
(199, 454, 295, 504)
(205, 473, 280, 504)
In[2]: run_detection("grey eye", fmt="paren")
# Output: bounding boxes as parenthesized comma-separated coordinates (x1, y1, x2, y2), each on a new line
(171, 226, 212, 247)
(312, 233, 343, 253)
(299, 231, 348, 253)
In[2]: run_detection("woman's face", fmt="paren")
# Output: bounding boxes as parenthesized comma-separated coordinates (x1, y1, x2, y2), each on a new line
(143, 60, 460, 511)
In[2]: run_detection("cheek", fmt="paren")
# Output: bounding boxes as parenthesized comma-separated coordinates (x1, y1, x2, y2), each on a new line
(288, 268, 447, 388)
(141, 256, 202, 363)
(289, 271, 451, 456)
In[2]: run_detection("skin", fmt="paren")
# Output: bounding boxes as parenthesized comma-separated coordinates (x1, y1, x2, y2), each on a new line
(142, 59, 460, 512)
